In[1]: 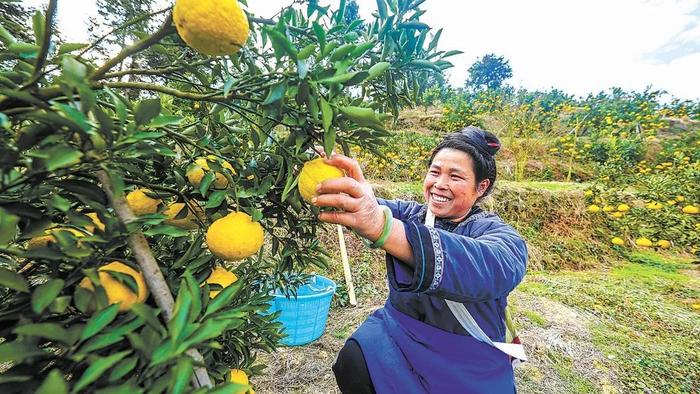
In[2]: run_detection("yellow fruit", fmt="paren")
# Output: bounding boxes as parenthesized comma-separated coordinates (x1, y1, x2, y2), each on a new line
(666, 200, 676, 206)
(611, 237, 625, 246)
(602, 205, 614, 212)
(186, 156, 235, 189)
(229, 369, 253, 394)
(173, 0, 249, 56)
(587, 204, 601, 213)
(645, 202, 663, 210)
(164, 201, 205, 230)
(206, 266, 238, 298)
(682, 205, 699, 214)
(78, 261, 149, 312)
(86, 212, 106, 232)
(126, 189, 161, 215)
(656, 240, 671, 249)
(206, 212, 264, 261)
(27, 227, 85, 248)
(616, 204, 630, 212)
(675, 195, 685, 202)
(635, 238, 653, 247)
(298, 158, 344, 202)
(611, 212, 624, 218)
(583, 190, 594, 197)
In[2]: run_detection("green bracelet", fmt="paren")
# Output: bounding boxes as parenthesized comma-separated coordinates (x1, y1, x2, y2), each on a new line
(365, 206, 393, 249)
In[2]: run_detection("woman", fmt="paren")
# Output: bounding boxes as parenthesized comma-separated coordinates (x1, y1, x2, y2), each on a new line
(313, 126, 528, 394)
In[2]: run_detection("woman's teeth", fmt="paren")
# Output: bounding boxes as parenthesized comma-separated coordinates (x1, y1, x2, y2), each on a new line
(432, 194, 449, 203)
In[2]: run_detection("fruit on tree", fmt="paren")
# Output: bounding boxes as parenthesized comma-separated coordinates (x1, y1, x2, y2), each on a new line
(186, 156, 235, 189)
(229, 369, 254, 394)
(126, 189, 161, 215)
(164, 201, 205, 230)
(206, 266, 238, 298)
(298, 158, 344, 203)
(78, 261, 149, 312)
(206, 212, 264, 261)
(173, 0, 250, 56)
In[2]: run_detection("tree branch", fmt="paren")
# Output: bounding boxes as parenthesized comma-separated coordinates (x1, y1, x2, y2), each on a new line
(102, 81, 259, 102)
(21, 0, 57, 90)
(96, 170, 212, 388)
(90, 13, 177, 81)
(102, 58, 218, 79)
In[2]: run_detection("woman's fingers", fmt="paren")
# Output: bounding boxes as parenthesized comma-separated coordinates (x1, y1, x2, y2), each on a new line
(316, 177, 364, 198)
(318, 210, 356, 227)
(324, 154, 366, 183)
(313, 193, 360, 212)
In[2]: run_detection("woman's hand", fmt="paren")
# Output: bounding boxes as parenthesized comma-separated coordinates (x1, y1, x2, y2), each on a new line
(313, 154, 385, 242)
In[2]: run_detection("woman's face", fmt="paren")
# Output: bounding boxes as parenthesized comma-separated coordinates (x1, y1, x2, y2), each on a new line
(423, 148, 490, 222)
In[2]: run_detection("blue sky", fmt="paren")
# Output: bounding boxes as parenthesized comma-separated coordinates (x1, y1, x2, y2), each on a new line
(23, 0, 700, 101)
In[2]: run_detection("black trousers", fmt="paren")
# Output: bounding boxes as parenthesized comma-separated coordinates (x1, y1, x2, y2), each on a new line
(332, 339, 376, 394)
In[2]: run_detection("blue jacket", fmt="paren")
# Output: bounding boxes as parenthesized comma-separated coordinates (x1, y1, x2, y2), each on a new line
(350, 199, 528, 394)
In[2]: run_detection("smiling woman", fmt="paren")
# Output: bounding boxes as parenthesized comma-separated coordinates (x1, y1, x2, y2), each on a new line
(314, 126, 528, 393)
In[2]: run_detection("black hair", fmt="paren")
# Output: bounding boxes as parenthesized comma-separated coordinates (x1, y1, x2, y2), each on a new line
(428, 126, 501, 201)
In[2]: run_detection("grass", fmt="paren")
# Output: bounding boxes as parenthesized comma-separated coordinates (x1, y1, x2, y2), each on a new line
(519, 251, 700, 393)
(500, 180, 591, 192)
(521, 309, 548, 327)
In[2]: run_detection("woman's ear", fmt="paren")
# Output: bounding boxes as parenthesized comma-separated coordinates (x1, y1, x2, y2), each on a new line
(477, 179, 490, 196)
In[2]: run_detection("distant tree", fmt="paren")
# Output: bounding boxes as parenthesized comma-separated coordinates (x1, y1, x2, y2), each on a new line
(345, 0, 361, 25)
(466, 53, 512, 91)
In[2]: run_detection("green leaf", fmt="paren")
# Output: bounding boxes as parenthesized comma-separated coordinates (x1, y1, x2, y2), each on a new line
(397, 21, 430, 30)
(148, 115, 183, 128)
(169, 357, 193, 394)
(427, 28, 443, 51)
(442, 50, 464, 58)
(298, 44, 316, 60)
(320, 97, 332, 134)
(264, 27, 297, 61)
(60, 179, 108, 205)
(134, 98, 161, 126)
(72, 351, 131, 393)
(367, 62, 391, 81)
(324, 127, 336, 157)
(351, 41, 375, 57)
(199, 171, 215, 197)
(337, 106, 387, 131)
(376, 0, 388, 20)
(168, 279, 192, 342)
(0, 341, 47, 363)
(129, 303, 165, 336)
(204, 279, 244, 317)
(36, 369, 68, 394)
(319, 72, 359, 85)
(53, 102, 92, 131)
(312, 22, 326, 52)
(329, 44, 356, 62)
(8, 42, 40, 57)
(108, 356, 138, 382)
(50, 194, 71, 212)
(14, 323, 73, 344)
(32, 279, 65, 314)
(223, 75, 235, 97)
(0, 24, 17, 47)
(43, 145, 83, 171)
(58, 42, 89, 55)
(32, 10, 45, 45)
(143, 225, 189, 238)
(205, 190, 227, 209)
(0, 207, 19, 245)
(0, 267, 29, 292)
(61, 56, 87, 86)
(262, 81, 287, 106)
(406, 59, 441, 72)
(81, 303, 120, 342)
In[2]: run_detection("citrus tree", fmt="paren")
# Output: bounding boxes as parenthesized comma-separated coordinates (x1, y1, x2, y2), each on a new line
(0, 0, 453, 392)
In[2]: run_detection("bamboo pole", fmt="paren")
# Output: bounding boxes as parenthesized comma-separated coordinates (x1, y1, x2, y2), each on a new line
(336, 225, 357, 306)
(97, 171, 213, 388)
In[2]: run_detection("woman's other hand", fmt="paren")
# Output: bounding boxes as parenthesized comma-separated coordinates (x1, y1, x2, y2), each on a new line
(313, 154, 385, 242)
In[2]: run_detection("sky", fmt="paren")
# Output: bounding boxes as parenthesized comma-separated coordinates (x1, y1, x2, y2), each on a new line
(22, 0, 700, 101)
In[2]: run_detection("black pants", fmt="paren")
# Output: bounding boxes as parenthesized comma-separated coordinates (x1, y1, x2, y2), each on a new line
(332, 339, 376, 394)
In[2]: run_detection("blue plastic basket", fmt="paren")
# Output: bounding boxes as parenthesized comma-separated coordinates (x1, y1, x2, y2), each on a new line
(268, 275, 337, 346)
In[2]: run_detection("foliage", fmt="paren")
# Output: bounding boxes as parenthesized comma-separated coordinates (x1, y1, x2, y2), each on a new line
(465, 53, 512, 91)
(352, 131, 439, 182)
(0, 0, 454, 391)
